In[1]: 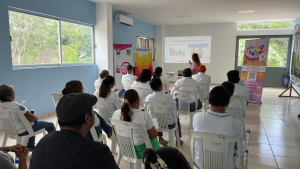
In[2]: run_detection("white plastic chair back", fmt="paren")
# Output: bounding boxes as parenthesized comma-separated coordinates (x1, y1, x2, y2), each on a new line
(110, 118, 152, 168)
(145, 101, 180, 148)
(162, 82, 168, 94)
(173, 90, 198, 130)
(226, 107, 245, 138)
(232, 95, 248, 115)
(190, 131, 242, 169)
(95, 86, 100, 91)
(199, 83, 209, 100)
(130, 87, 151, 109)
(122, 80, 134, 91)
(90, 127, 107, 144)
(51, 93, 63, 106)
(0, 106, 46, 146)
(95, 97, 121, 124)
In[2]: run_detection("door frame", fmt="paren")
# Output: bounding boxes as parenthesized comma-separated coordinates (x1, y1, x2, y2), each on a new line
(235, 35, 293, 80)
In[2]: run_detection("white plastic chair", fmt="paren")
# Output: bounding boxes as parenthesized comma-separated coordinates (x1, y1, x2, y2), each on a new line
(51, 93, 63, 129)
(90, 127, 107, 144)
(232, 95, 248, 115)
(162, 81, 169, 94)
(95, 97, 121, 153)
(145, 101, 180, 148)
(110, 118, 153, 169)
(173, 90, 198, 130)
(95, 86, 100, 91)
(226, 107, 245, 138)
(0, 106, 46, 146)
(122, 80, 134, 91)
(190, 131, 243, 169)
(199, 83, 209, 111)
(130, 87, 151, 110)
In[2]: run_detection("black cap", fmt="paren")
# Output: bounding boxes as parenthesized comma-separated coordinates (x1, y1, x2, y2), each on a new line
(56, 93, 97, 123)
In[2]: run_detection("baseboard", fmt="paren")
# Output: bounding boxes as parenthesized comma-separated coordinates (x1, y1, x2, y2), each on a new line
(37, 111, 56, 119)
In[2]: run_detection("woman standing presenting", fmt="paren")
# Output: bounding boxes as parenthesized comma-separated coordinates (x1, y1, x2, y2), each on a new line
(189, 53, 201, 75)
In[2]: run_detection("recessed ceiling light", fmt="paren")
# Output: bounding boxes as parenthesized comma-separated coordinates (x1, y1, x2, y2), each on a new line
(173, 13, 191, 17)
(237, 10, 255, 14)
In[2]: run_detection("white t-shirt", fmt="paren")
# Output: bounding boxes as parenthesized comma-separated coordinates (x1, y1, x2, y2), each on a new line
(193, 111, 242, 169)
(0, 102, 33, 134)
(112, 108, 154, 145)
(144, 91, 176, 125)
(94, 90, 121, 123)
(131, 81, 153, 93)
(239, 80, 246, 87)
(234, 83, 249, 100)
(122, 73, 137, 82)
(228, 97, 242, 109)
(192, 72, 211, 99)
(94, 78, 103, 88)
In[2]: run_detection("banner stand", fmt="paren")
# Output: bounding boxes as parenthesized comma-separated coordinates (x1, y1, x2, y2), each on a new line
(278, 84, 300, 98)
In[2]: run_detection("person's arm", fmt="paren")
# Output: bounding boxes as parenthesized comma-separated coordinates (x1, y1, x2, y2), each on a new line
(170, 81, 180, 96)
(191, 69, 195, 75)
(147, 126, 158, 139)
(24, 111, 38, 122)
(1, 145, 28, 169)
(16, 151, 28, 169)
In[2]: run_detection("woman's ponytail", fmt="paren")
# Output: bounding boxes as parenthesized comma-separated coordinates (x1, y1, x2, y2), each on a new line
(120, 89, 139, 122)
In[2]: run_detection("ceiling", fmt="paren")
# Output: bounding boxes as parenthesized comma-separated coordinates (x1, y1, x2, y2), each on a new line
(89, 0, 300, 25)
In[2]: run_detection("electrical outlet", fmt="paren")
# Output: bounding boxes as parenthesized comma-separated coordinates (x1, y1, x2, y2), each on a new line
(21, 100, 26, 104)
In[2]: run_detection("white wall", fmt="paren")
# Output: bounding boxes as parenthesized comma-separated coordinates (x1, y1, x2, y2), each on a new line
(155, 23, 293, 84)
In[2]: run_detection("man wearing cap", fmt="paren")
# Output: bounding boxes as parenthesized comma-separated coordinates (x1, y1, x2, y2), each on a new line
(30, 93, 119, 169)
(192, 65, 211, 100)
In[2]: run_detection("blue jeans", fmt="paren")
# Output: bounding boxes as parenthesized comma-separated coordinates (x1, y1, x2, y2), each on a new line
(86, 113, 112, 141)
(116, 88, 125, 98)
(18, 120, 56, 146)
(175, 98, 202, 112)
(158, 118, 182, 138)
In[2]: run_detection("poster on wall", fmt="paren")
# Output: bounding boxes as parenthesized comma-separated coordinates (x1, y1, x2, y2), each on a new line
(291, 24, 300, 86)
(134, 48, 153, 77)
(240, 39, 270, 103)
(113, 44, 133, 89)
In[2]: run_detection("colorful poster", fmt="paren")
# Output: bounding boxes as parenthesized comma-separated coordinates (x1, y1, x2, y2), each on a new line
(240, 39, 270, 103)
(291, 24, 300, 87)
(113, 44, 133, 89)
(134, 48, 153, 77)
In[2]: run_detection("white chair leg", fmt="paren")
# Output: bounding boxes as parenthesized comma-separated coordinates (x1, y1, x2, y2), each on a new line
(111, 134, 117, 154)
(130, 162, 134, 169)
(116, 149, 122, 166)
(135, 159, 143, 169)
(190, 112, 194, 130)
(55, 120, 58, 129)
(168, 129, 175, 147)
(2, 134, 8, 146)
(103, 136, 107, 145)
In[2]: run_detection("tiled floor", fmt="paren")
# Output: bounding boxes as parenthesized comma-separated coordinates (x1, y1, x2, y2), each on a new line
(1, 86, 300, 169)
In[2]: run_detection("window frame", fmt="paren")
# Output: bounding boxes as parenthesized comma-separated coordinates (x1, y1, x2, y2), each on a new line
(8, 8, 95, 70)
(237, 20, 294, 31)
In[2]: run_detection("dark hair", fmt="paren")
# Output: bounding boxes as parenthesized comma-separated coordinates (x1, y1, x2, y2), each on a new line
(227, 70, 240, 83)
(127, 65, 133, 71)
(137, 69, 152, 83)
(153, 67, 162, 78)
(183, 68, 192, 77)
(58, 111, 93, 128)
(121, 89, 139, 122)
(192, 53, 201, 66)
(143, 147, 191, 169)
(100, 70, 109, 79)
(0, 84, 14, 102)
(150, 78, 162, 91)
(62, 80, 83, 95)
(99, 75, 115, 98)
(209, 86, 231, 107)
(222, 82, 235, 95)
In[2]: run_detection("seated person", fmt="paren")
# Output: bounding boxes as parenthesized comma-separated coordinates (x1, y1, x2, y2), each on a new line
(0, 144, 28, 169)
(0, 84, 56, 150)
(153, 67, 170, 94)
(170, 68, 203, 112)
(112, 89, 159, 159)
(192, 65, 211, 99)
(30, 93, 119, 169)
(193, 86, 242, 169)
(62, 80, 112, 139)
(121, 65, 137, 85)
(143, 147, 191, 169)
(94, 76, 122, 124)
(227, 70, 249, 100)
(145, 78, 183, 146)
(131, 69, 153, 106)
(222, 82, 242, 109)
(94, 70, 125, 98)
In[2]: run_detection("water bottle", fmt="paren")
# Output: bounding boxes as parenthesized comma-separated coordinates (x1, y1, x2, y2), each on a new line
(244, 149, 249, 161)
(246, 129, 251, 140)
(15, 157, 19, 167)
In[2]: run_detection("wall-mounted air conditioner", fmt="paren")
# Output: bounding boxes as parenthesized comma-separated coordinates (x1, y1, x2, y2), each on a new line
(115, 14, 133, 26)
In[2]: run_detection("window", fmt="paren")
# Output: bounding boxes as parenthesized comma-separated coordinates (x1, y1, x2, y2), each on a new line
(237, 21, 293, 30)
(236, 36, 291, 67)
(9, 10, 94, 67)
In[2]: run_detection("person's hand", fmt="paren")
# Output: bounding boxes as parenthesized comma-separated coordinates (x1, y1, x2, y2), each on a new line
(114, 88, 119, 92)
(189, 60, 192, 65)
(16, 150, 28, 160)
(8, 144, 28, 153)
